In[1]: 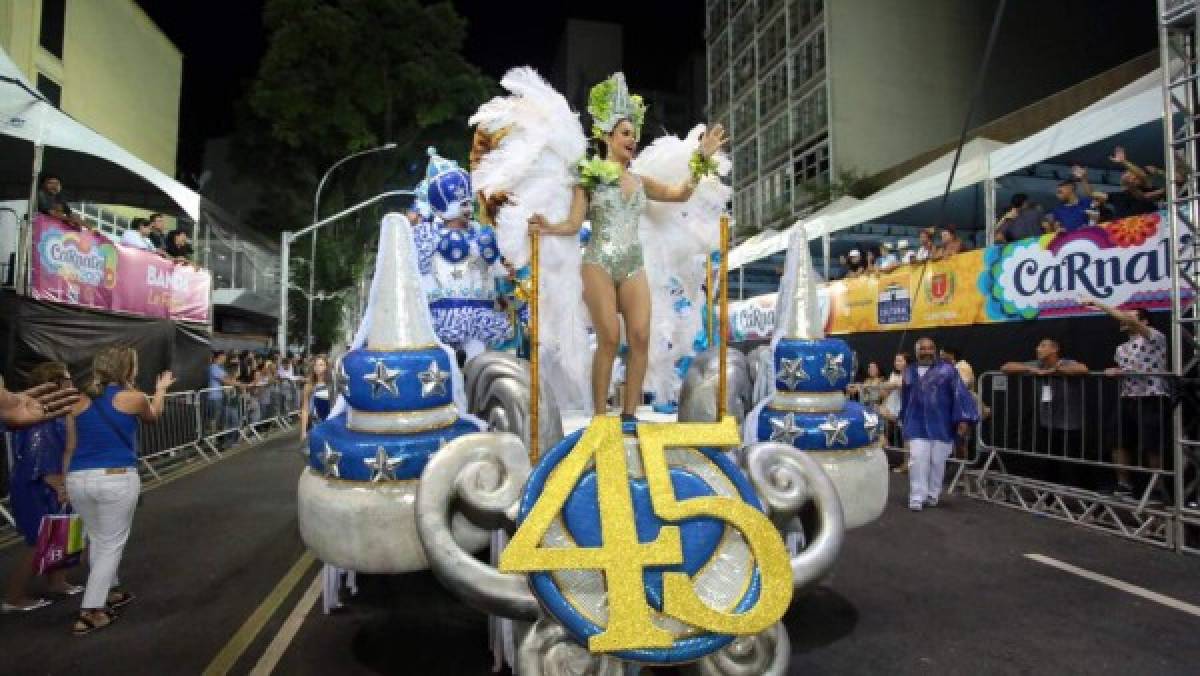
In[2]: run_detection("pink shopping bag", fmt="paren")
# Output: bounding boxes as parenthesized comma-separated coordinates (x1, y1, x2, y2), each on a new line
(32, 511, 83, 575)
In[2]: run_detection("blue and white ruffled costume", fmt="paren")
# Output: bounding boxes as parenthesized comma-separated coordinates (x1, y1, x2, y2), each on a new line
(415, 148, 510, 359)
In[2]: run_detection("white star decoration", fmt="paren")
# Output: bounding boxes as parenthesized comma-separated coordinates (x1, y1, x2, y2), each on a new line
(822, 353, 847, 386)
(321, 443, 342, 478)
(818, 414, 850, 447)
(363, 360, 402, 398)
(418, 360, 449, 398)
(863, 411, 880, 440)
(363, 446, 402, 482)
(769, 413, 803, 445)
(777, 357, 810, 389)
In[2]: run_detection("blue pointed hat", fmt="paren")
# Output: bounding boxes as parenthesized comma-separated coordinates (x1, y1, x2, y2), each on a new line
(424, 147, 472, 221)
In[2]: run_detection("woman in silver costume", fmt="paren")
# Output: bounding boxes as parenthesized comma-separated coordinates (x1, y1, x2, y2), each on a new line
(528, 74, 726, 421)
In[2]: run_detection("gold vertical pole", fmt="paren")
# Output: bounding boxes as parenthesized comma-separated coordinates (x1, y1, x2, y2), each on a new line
(529, 231, 541, 464)
(717, 213, 730, 421)
(705, 252, 715, 345)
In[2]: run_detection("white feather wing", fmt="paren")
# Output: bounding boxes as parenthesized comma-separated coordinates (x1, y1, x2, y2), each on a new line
(469, 67, 592, 411)
(632, 125, 732, 402)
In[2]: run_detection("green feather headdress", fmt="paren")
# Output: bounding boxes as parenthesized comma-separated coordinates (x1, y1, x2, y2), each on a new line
(587, 72, 647, 141)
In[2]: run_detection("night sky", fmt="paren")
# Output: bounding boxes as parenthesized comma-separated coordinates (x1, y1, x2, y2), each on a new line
(136, 0, 706, 183)
(138, 1, 1157, 186)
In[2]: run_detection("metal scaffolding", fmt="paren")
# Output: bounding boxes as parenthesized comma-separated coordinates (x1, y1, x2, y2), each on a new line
(1158, 0, 1200, 553)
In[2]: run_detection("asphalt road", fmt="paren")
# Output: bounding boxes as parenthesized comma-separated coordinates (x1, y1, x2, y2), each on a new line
(2, 432, 1197, 675)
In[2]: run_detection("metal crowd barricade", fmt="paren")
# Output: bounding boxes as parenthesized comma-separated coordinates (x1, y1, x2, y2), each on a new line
(137, 390, 210, 480)
(954, 370, 1191, 551)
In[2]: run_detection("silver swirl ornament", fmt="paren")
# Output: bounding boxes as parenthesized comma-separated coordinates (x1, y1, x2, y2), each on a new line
(517, 620, 626, 676)
(414, 431, 540, 622)
(742, 441, 845, 593)
(681, 622, 791, 676)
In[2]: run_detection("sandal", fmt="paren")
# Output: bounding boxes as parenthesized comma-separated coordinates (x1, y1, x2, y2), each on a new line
(106, 590, 135, 611)
(73, 609, 117, 636)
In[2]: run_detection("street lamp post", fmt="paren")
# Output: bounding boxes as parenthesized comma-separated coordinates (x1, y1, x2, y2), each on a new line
(280, 189, 413, 356)
(306, 142, 397, 354)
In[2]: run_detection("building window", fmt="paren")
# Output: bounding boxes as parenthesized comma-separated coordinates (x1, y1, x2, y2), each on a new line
(733, 48, 755, 95)
(791, 87, 827, 144)
(36, 73, 62, 107)
(761, 112, 789, 164)
(757, 15, 787, 69)
(789, 0, 823, 40)
(734, 137, 758, 184)
(734, 93, 757, 136)
(791, 29, 826, 90)
(39, 0, 66, 59)
(732, 3, 755, 48)
(735, 183, 758, 233)
(758, 63, 787, 119)
(762, 165, 793, 223)
(793, 137, 830, 204)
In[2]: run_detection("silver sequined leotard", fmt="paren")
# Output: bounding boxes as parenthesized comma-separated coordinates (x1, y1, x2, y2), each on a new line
(583, 177, 646, 282)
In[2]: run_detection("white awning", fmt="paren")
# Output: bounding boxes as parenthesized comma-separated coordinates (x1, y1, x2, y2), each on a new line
(728, 195, 860, 269)
(0, 47, 200, 220)
(988, 68, 1167, 178)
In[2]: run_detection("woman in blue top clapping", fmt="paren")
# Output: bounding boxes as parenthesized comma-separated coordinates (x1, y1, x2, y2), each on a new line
(63, 345, 174, 635)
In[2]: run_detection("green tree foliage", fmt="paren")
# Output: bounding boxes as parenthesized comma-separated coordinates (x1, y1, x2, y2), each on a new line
(234, 0, 494, 352)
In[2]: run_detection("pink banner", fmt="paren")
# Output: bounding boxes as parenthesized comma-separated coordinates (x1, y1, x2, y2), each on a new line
(30, 214, 211, 323)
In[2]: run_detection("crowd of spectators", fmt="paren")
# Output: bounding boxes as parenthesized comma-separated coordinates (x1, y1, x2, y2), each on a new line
(837, 224, 974, 280)
(994, 146, 1172, 244)
(35, 173, 198, 268)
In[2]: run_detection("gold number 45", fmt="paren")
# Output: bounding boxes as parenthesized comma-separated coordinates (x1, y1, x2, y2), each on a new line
(499, 416, 793, 653)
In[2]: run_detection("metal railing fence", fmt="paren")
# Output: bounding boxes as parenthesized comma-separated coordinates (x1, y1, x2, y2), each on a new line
(954, 370, 1197, 552)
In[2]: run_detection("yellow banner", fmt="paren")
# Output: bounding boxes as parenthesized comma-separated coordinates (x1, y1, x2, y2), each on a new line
(825, 250, 990, 334)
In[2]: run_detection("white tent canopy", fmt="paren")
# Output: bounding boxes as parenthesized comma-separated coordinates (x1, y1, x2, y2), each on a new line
(729, 65, 1169, 271)
(989, 67, 1167, 178)
(729, 195, 860, 270)
(0, 47, 199, 220)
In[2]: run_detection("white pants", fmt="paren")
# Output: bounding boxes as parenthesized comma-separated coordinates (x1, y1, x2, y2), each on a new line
(66, 469, 140, 609)
(908, 439, 953, 507)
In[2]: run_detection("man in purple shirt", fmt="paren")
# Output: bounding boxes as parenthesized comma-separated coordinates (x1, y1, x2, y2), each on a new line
(900, 336, 980, 511)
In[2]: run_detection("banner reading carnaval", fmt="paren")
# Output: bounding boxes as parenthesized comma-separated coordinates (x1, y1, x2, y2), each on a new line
(30, 214, 212, 324)
(728, 211, 1189, 341)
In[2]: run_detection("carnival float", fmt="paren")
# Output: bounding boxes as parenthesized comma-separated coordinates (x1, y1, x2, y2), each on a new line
(297, 66, 889, 674)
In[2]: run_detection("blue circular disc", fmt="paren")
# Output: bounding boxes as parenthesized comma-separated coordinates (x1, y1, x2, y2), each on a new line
(516, 422, 768, 664)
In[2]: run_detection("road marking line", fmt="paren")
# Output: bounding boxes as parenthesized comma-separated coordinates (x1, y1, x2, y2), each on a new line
(203, 550, 317, 676)
(1025, 553, 1200, 618)
(250, 568, 323, 676)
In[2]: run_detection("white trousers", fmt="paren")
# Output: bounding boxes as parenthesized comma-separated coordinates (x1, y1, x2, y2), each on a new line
(908, 439, 953, 506)
(66, 469, 140, 609)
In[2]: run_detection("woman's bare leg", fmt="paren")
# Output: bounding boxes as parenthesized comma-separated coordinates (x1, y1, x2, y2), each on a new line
(617, 271, 651, 416)
(581, 264, 620, 416)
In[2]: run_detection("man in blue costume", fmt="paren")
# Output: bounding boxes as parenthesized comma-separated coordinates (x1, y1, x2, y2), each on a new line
(900, 336, 979, 511)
